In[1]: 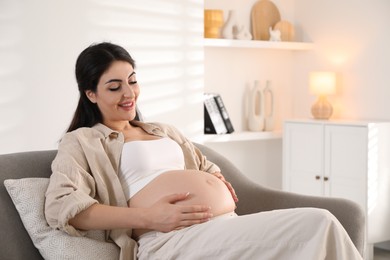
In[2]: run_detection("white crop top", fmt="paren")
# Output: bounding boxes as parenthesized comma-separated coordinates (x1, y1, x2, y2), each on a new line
(118, 137, 185, 201)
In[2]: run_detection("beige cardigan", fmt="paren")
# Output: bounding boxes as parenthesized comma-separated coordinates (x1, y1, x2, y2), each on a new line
(44, 121, 220, 260)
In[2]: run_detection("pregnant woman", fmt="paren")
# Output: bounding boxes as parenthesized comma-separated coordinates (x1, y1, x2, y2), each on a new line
(45, 42, 362, 260)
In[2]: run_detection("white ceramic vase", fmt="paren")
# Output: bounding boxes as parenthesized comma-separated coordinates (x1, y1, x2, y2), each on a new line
(221, 10, 237, 39)
(248, 80, 265, 131)
(264, 80, 275, 131)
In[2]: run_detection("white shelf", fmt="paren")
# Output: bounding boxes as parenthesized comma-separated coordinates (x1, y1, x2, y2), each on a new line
(204, 38, 314, 50)
(201, 131, 282, 143)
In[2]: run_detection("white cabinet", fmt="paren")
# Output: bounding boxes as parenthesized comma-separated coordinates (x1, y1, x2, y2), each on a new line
(283, 119, 390, 247)
(283, 123, 324, 196)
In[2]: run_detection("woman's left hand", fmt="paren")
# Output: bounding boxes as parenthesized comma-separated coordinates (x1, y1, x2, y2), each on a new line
(212, 172, 239, 203)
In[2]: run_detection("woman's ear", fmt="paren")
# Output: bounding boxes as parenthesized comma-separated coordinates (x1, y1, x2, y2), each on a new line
(85, 90, 97, 103)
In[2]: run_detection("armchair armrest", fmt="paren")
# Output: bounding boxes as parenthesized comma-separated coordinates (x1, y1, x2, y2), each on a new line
(194, 142, 366, 257)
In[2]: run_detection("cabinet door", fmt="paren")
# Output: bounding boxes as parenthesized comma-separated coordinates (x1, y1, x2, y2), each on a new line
(324, 125, 367, 208)
(283, 123, 324, 196)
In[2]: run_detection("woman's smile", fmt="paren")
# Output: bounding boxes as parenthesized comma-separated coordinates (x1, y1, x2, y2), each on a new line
(118, 100, 135, 111)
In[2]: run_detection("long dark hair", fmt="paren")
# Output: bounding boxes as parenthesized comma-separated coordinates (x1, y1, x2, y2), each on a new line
(66, 42, 136, 132)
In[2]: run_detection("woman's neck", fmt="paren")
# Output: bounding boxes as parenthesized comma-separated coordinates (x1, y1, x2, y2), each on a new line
(103, 120, 133, 132)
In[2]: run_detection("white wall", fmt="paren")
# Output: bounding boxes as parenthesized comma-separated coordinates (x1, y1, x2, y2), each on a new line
(0, 0, 204, 154)
(292, 0, 390, 122)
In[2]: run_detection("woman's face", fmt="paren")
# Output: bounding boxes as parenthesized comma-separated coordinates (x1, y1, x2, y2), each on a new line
(86, 60, 139, 129)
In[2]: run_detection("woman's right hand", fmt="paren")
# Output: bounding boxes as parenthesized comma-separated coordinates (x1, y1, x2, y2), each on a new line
(145, 192, 213, 232)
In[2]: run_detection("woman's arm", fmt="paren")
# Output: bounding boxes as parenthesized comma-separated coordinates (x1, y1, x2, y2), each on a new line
(69, 193, 213, 232)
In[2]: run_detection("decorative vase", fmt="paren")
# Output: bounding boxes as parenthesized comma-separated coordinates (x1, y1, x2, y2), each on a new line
(264, 80, 275, 131)
(221, 10, 238, 39)
(248, 80, 265, 131)
(204, 10, 224, 38)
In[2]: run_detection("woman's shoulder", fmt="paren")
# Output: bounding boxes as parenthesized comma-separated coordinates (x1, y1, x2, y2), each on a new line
(59, 126, 107, 151)
(55, 126, 108, 165)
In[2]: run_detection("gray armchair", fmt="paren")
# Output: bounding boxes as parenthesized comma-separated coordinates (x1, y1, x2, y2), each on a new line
(196, 143, 365, 257)
(0, 143, 365, 259)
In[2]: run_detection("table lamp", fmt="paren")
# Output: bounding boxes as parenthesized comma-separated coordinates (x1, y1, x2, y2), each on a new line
(309, 72, 336, 120)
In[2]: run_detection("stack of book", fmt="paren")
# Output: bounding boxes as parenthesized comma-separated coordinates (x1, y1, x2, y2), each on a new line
(204, 93, 234, 134)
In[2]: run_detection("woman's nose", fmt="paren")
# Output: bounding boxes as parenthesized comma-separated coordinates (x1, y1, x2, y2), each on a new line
(123, 84, 135, 98)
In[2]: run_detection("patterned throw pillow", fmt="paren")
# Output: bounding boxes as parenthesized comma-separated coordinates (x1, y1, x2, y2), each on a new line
(4, 178, 119, 260)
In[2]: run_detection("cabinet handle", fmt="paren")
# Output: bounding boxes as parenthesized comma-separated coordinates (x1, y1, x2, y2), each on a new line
(324, 177, 329, 181)
(315, 175, 320, 180)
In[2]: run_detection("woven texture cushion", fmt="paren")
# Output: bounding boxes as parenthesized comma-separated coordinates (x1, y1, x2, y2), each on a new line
(4, 178, 119, 260)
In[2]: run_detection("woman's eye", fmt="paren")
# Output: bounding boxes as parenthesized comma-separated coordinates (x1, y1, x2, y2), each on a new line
(129, 80, 138, 85)
(109, 86, 121, 91)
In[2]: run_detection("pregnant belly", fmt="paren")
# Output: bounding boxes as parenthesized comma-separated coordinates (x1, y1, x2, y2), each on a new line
(129, 170, 236, 237)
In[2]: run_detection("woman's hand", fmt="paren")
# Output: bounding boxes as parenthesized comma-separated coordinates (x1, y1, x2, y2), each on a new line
(145, 193, 213, 232)
(212, 172, 239, 203)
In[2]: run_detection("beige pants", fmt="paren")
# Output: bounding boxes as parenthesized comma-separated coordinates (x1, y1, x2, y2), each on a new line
(137, 208, 362, 260)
